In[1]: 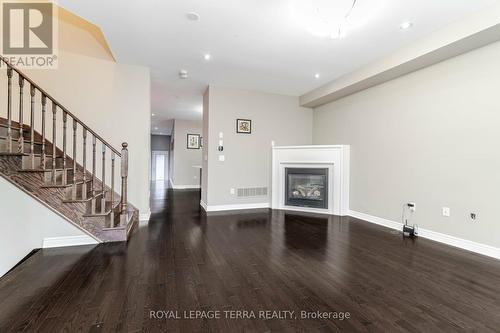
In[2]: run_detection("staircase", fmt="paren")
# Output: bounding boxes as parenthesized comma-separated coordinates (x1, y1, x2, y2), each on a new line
(0, 56, 138, 243)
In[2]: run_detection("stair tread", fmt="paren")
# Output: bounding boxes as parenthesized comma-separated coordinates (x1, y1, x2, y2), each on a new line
(83, 201, 120, 218)
(19, 168, 74, 173)
(0, 135, 44, 145)
(0, 152, 28, 156)
(1, 116, 137, 243)
(42, 178, 92, 187)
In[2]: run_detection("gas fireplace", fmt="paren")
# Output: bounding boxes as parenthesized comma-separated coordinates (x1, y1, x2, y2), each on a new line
(285, 168, 328, 209)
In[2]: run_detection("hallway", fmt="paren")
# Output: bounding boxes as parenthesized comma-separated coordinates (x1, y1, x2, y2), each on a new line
(1, 187, 500, 332)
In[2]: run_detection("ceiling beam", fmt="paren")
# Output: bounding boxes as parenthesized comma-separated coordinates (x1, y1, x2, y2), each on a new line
(300, 3, 500, 108)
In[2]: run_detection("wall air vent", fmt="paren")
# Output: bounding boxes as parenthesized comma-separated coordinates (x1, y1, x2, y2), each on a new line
(237, 187, 268, 197)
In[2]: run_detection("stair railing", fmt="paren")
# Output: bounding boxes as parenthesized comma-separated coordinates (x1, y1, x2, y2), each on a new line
(0, 56, 129, 219)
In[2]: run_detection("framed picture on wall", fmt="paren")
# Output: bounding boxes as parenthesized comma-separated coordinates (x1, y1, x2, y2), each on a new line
(236, 119, 252, 134)
(187, 134, 201, 149)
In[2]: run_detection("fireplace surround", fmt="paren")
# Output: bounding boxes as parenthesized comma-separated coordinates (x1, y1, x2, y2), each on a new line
(271, 145, 350, 215)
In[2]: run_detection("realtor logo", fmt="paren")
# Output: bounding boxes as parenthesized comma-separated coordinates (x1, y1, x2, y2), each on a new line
(1, 0, 58, 68)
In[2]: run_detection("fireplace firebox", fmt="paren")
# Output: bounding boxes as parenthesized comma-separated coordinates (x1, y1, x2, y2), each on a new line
(285, 168, 328, 209)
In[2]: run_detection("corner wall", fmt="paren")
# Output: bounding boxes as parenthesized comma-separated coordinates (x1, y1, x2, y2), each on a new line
(0, 177, 97, 277)
(15, 51, 151, 217)
(313, 40, 500, 249)
(170, 119, 202, 188)
(204, 86, 313, 208)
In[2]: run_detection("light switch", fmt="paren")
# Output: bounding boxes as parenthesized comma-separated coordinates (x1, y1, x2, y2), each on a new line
(219, 132, 224, 139)
(230, 188, 235, 194)
(219, 140, 223, 146)
(218, 155, 225, 162)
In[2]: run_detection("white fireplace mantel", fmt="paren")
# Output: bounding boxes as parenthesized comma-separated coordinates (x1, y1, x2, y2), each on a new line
(271, 145, 350, 216)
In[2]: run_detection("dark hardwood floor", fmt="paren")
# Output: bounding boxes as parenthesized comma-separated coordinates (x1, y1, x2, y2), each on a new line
(1, 182, 500, 332)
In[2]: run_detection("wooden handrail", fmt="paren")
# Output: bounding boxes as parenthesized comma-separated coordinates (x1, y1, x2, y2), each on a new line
(0, 55, 121, 156)
(1, 55, 129, 222)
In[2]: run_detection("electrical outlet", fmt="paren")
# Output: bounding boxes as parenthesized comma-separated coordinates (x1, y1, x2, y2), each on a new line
(470, 213, 477, 222)
(230, 188, 235, 195)
(442, 207, 450, 217)
(407, 202, 416, 212)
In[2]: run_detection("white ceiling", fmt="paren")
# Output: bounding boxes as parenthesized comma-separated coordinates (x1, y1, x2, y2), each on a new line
(58, 0, 498, 135)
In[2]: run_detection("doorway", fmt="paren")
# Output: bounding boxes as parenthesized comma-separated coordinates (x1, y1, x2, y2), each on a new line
(151, 151, 169, 181)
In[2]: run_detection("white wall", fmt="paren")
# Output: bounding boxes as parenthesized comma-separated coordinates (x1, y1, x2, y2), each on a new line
(170, 119, 202, 187)
(204, 86, 313, 207)
(313, 40, 500, 249)
(0, 51, 151, 217)
(0, 177, 97, 277)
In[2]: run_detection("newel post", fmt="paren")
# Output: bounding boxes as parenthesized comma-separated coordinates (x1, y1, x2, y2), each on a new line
(120, 142, 128, 214)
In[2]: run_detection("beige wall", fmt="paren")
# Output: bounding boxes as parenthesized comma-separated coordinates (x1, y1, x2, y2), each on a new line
(57, 6, 115, 61)
(0, 51, 151, 216)
(0, 6, 150, 215)
(313, 41, 500, 248)
(170, 119, 202, 187)
(204, 86, 313, 207)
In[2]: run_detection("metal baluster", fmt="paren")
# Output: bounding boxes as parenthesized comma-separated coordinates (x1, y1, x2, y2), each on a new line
(51, 102, 57, 183)
(72, 119, 77, 199)
(18, 76, 24, 153)
(82, 128, 87, 199)
(62, 111, 67, 185)
(6, 68, 13, 152)
(41, 95, 46, 169)
(120, 143, 128, 215)
(29, 84, 35, 168)
(101, 144, 106, 213)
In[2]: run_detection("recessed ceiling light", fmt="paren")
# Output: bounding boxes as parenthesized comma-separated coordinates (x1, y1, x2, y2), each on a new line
(400, 21, 413, 30)
(152, 113, 155, 116)
(204, 54, 211, 61)
(186, 12, 200, 21)
(314, 73, 320, 79)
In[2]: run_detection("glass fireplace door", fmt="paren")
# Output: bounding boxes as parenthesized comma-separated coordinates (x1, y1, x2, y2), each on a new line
(285, 168, 328, 209)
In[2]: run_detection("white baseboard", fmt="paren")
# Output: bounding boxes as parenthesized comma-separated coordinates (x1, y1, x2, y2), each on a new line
(349, 210, 500, 260)
(43, 235, 98, 248)
(139, 210, 151, 223)
(349, 210, 403, 231)
(171, 185, 201, 190)
(203, 202, 270, 212)
(169, 179, 200, 190)
(416, 228, 500, 260)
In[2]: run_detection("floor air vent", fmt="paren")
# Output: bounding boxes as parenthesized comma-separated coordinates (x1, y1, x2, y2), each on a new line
(237, 187, 268, 197)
